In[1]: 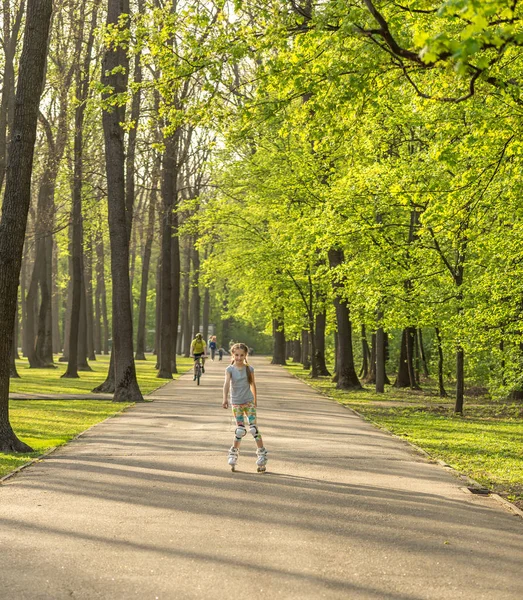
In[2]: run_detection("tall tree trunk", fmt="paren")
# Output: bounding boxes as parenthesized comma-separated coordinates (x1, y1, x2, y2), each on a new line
(94, 272, 102, 355)
(202, 287, 210, 342)
(359, 324, 371, 379)
(135, 184, 156, 360)
(292, 339, 301, 363)
(10, 313, 20, 378)
(155, 259, 161, 357)
(101, 0, 143, 402)
(394, 327, 420, 389)
(77, 278, 92, 371)
(95, 232, 109, 355)
(328, 248, 360, 389)
(62, 78, 84, 379)
(52, 238, 61, 353)
(191, 242, 200, 339)
(85, 234, 96, 361)
(0, 0, 53, 452)
(25, 252, 44, 367)
(157, 137, 175, 378)
(454, 264, 465, 413)
(418, 328, 429, 377)
(0, 0, 25, 193)
(435, 327, 447, 398)
(60, 270, 72, 361)
(182, 241, 192, 357)
(301, 329, 310, 369)
(271, 315, 286, 365)
(170, 215, 180, 373)
(314, 310, 331, 376)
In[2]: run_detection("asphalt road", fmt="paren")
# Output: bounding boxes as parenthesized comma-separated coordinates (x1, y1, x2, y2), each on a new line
(1, 356, 522, 599)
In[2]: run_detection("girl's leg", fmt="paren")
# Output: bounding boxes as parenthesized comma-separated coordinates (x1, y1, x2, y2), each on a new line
(231, 405, 246, 450)
(246, 402, 264, 449)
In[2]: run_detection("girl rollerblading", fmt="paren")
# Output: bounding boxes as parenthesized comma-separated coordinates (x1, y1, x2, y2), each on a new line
(222, 343, 268, 473)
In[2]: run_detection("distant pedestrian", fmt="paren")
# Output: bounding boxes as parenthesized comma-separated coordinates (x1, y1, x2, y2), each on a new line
(222, 343, 268, 472)
(209, 336, 217, 361)
(218, 347, 224, 361)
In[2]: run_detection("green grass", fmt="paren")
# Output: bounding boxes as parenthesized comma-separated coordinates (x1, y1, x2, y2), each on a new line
(284, 363, 523, 510)
(1, 354, 194, 479)
(10, 354, 194, 395)
(0, 400, 132, 478)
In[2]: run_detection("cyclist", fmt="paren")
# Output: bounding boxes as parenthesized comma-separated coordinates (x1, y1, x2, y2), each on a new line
(190, 333, 207, 379)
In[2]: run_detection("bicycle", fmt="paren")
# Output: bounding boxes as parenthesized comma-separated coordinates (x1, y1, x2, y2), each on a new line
(194, 356, 203, 385)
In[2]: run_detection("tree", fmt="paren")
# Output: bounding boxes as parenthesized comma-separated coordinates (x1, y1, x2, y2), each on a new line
(101, 0, 143, 402)
(0, 0, 53, 452)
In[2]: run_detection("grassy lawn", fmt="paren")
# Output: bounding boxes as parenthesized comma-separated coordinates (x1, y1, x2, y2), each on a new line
(284, 363, 523, 510)
(1, 354, 193, 479)
(10, 354, 194, 395)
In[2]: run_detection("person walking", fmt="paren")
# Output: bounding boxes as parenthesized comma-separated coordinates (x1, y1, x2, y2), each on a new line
(222, 343, 268, 472)
(209, 336, 217, 361)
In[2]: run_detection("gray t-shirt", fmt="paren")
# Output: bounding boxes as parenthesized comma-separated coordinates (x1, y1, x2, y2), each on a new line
(226, 364, 254, 405)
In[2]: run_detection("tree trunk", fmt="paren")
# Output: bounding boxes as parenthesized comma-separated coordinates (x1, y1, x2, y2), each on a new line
(271, 315, 286, 365)
(291, 339, 301, 362)
(157, 137, 175, 378)
(0, 0, 53, 452)
(135, 184, 156, 360)
(327, 248, 360, 389)
(202, 287, 210, 342)
(0, 0, 24, 193)
(101, 0, 143, 402)
(52, 238, 61, 353)
(314, 311, 331, 376)
(359, 324, 370, 379)
(95, 233, 110, 355)
(301, 329, 310, 369)
(434, 327, 447, 398)
(77, 278, 92, 371)
(418, 328, 429, 377)
(155, 259, 161, 356)
(454, 264, 465, 414)
(394, 327, 420, 389)
(375, 325, 385, 393)
(10, 315, 20, 378)
(60, 270, 72, 361)
(365, 333, 376, 384)
(85, 235, 96, 361)
(170, 215, 180, 373)
(182, 241, 192, 357)
(62, 78, 84, 379)
(191, 242, 200, 339)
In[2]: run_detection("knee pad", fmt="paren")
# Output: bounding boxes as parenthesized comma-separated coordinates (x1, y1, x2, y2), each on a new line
(249, 424, 261, 439)
(235, 426, 247, 441)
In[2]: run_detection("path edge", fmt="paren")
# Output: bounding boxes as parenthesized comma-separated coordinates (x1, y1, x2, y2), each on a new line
(0, 403, 136, 485)
(282, 364, 523, 521)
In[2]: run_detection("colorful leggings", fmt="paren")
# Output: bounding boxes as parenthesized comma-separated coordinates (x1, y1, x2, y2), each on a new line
(232, 401, 261, 441)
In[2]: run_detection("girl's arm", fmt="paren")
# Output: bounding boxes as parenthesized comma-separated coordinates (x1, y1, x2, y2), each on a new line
(251, 370, 257, 406)
(222, 370, 231, 408)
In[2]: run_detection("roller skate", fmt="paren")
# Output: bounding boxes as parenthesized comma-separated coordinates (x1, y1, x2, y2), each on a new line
(228, 447, 239, 472)
(256, 447, 268, 473)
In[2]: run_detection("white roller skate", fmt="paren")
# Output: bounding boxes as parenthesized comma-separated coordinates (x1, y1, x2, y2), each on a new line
(228, 447, 239, 472)
(256, 447, 268, 473)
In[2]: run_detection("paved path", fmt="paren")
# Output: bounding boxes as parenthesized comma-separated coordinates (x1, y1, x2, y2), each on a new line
(1, 357, 522, 600)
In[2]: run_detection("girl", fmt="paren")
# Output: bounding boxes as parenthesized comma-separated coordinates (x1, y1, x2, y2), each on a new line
(222, 343, 268, 472)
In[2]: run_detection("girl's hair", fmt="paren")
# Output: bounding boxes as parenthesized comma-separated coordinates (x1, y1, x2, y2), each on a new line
(230, 343, 253, 385)
(196, 333, 202, 340)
